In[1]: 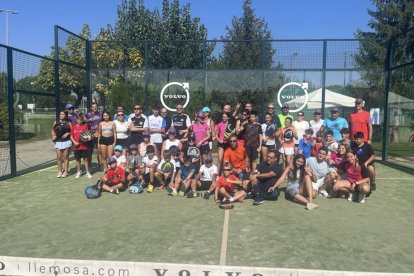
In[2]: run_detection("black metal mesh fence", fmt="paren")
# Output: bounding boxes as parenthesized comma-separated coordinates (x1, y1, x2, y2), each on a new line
(0, 46, 11, 177)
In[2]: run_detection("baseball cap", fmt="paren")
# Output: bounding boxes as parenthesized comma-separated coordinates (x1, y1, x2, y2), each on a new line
(196, 111, 205, 118)
(331, 107, 340, 113)
(65, 103, 74, 109)
(281, 103, 290, 109)
(114, 145, 123, 152)
(355, 98, 364, 104)
(108, 157, 117, 164)
(201, 106, 211, 113)
(314, 109, 322, 115)
(143, 131, 151, 137)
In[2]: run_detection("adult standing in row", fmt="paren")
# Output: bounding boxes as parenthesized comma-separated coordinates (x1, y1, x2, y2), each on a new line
(128, 104, 148, 146)
(349, 98, 372, 144)
(278, 103, 293, 129)
(160, 107, 172, 140)
(320, 107, 348, 142)
(172, 104, 191, 142)
(114, 110, 129, 156)
(98, 110, 117, 172)
(309, 109, 324, 137)
(148, 106, 166, 153)
(85, 102, 102, 169)
(292, 111, 310, 151)
(52, 111, 72, 178)
(202, 106, 215, 155)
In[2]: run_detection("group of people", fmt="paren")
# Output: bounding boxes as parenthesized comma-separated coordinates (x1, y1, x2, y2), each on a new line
(52, 97, 375, 209)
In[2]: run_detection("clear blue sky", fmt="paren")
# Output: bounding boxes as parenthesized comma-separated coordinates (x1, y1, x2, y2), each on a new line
(0, 0, 375, 56)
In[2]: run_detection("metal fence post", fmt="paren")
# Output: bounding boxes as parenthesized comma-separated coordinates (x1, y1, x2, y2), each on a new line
(321, 40, 327, 115)
(86, 40, 92, 108)
(382, 38, 393, 161)
(54, 25, 61, 117)
(7, 47, 16, 176)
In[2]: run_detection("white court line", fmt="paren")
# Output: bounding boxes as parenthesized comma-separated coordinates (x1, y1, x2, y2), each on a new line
(219, 209, 230, 266)
(376, 178, 414, 180)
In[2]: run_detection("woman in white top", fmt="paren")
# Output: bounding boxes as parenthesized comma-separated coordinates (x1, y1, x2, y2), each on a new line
(114, 111, 129, 156)
(310, 110, 324, 137)
(292, 111, 310, 152)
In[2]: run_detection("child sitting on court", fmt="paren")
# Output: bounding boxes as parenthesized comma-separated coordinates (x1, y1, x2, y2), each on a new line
(142, 145, 159, 193)
(99, 156, 126, 195)
(194, 155, 218, 200)
(172, 156, 197, 197)
(352, 131, 376, 192)
(126, 144, 144, 184)
(111, 145, 127, 170)
(215, 163, 246, 203)
(71, 113, 92, 179)
(155, 150, 176, 190)
(180, 133, 201, 173)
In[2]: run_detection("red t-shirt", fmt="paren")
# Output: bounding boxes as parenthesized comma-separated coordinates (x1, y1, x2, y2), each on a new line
(71, 124, 89, 150)
(311, 139, 323, 157)
(105, 167, 125, 184)
(349, 111, 371, 142)
(342, 162, 369, 183)
(216, 174, 238, 192)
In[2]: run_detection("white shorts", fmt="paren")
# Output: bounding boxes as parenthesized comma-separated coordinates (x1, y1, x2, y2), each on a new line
(312, 177, 325, 190)
(279, 146, 294, 155)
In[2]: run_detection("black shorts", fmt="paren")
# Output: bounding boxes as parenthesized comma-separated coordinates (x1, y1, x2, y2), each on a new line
(197, 180, 212, 190)
(217, 142, 228, 149)
(263, 144, 277, 150)
(99, 136, 115, 146)
(245, 145, 259, 160)
(200, 144, 210, 155)
(74, 149, 89, 159)
(116, 138, 129, 149)
(128, 135, 143, 147)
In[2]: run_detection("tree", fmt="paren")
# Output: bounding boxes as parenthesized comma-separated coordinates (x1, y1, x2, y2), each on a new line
(354, 0, 414, 106)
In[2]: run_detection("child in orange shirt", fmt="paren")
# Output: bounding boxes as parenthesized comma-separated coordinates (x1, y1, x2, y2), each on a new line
(215, 163, 246, 203)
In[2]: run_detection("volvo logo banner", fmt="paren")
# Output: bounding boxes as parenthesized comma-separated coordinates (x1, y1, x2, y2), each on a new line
(277, 82, 309, 112)
(160, 82, 190, 112)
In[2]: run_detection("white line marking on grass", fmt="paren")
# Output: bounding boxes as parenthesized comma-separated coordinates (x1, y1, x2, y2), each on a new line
(377, 178, 414, 180)
(219, 209, 230, 266)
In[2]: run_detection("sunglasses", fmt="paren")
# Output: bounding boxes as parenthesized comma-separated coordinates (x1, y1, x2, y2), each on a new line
(298, 114, 304, 116)
(267, 107, 274, 109)
(229, 140, 238, 143)
(223, 169, 232, 172)
(134, 107, 141, 110)
(314, 113, 321, 115)
(117, 114, 124, 116)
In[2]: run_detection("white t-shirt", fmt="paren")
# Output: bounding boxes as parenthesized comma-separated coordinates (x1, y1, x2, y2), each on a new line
(142, 155, 159, 174)
(114, 120, 129, 139)
(199, 164, 218, 181)
(310, 119, 324, 137)
(292, 120, 310, 144)
(112, 154, 126, 166)
(148, 115, 165, 143)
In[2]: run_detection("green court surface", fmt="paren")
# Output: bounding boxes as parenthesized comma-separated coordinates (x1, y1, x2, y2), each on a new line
(0, 163, 413, 273)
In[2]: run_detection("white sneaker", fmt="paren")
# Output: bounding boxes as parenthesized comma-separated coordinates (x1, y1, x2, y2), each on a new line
(306, 203, 319, 210)
(57, 171, 62, 178)
(358, 193, 366, 204)
(75, 171, 82, 179)
(85, 172, 92, 179)
(347, 192, 354, 202)
(61, 171, 67, 178)
(319, 190, 331, 198)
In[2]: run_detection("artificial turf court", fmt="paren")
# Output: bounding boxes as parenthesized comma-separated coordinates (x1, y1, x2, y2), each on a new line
(0, 162, 413, 273)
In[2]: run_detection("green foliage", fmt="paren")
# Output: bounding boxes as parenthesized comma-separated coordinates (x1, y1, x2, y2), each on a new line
(354, 0, 414, 105)
(109, 82, 144, 113)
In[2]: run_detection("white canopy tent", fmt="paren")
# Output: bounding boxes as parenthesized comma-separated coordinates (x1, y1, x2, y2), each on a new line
(285, 88, 356, 109)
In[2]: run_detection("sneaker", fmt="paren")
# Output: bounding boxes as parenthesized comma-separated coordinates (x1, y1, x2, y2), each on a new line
(319, 190, 331, 198)
(222, 198, 231, 204)
(61, 171, 68, 178)
(172, 188, 178, 196)
(57, 171, 62, 178)
(85, 172, 93, 179)
(147, 184, 154, 193)
(370, 182, 376, 192)
(306, 202, 320, 210)
(166, 186, 173, 195)
(179, 190, 185, 197)
(187, 191, 197, 198)
(245, 192, 254, 200)
(358, 193, 366, 204)
(202, 191, 210, 200)
(347, 192, 354, 202)
(253, 200, 264, 205)
(111, 189, 119, 195)
(229, 197, 235, 203)
(75, 171, 82, 179)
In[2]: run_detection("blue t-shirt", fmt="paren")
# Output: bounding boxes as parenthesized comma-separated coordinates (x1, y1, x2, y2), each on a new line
(179, 163, 196, 179)
(298, 139, 312, 158)
(322, 117, 348, 141)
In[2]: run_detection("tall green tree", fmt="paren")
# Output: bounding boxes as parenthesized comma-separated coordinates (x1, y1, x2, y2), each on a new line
(355, 0, 414, 105)
(219, 0, 275, 69)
